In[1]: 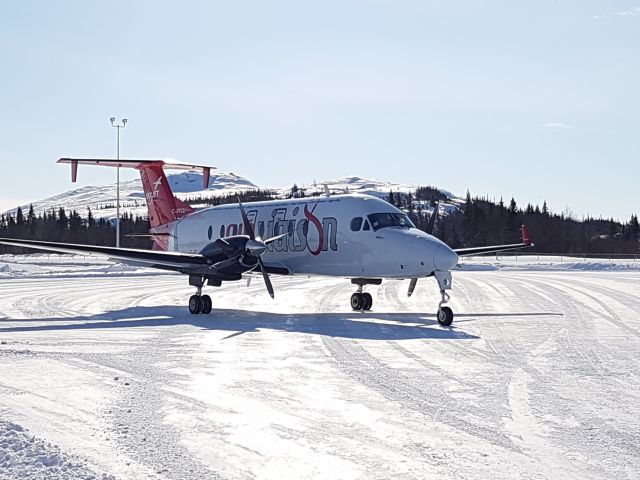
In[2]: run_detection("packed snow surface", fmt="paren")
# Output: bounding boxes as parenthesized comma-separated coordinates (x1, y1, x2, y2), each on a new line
(1, 256, 640, 479)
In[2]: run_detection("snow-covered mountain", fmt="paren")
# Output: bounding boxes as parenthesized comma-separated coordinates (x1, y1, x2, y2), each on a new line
(289, 175, 416, 199)
(6, 171, 259, 221)
(5, 171, 458, 221)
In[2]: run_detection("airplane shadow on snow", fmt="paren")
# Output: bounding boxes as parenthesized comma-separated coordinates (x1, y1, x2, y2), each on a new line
(0, 307, 562, 341)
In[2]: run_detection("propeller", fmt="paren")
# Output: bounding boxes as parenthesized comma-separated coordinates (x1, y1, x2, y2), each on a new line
(426, 202, 439, 235)
(237, 197, 281, 298)
(407, 203, 439, 296)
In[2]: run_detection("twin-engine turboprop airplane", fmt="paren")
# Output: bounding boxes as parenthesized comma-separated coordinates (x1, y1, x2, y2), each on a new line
(0, 159, 533, 326)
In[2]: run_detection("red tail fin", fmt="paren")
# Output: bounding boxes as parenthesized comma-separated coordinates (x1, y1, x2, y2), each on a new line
(139, 164, 194, 228)
(58, 158, 214, 230)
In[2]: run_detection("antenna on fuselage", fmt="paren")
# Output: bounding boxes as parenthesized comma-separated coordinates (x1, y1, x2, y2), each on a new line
(323, 184, 331, 197)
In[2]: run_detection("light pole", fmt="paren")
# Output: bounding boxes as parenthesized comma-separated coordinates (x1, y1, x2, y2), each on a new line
(110, 117, 127, 247)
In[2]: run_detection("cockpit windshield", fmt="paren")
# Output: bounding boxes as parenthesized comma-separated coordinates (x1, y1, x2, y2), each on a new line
(367, 213, 415, 231)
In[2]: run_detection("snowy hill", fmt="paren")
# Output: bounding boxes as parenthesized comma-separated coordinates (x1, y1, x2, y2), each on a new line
(6, 171, 259, 221)
(5, 171, 458, 221)
(284, 175, 416, 200)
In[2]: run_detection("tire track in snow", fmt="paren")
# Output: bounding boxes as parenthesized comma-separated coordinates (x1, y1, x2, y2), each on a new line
(1, 275, 222, 480)
(307, 278, 521, 453)
(72, 279, 223, 480)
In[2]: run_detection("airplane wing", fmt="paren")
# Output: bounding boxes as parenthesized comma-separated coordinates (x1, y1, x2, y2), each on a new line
(0, 238, 291, 276)
(0, 238, 208, 272)
(454, 225, 533, 257)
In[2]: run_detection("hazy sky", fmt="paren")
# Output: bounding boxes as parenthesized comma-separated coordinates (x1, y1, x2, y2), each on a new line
(1, 1, 638, 220)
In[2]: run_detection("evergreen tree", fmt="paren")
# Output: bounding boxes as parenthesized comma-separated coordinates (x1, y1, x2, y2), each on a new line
(16, 207, 24, 226)
(57, 208, 68, 229)
(69, 210, 82, 232)
(27, 204, 36, 225)
(87, 207, 95, 228)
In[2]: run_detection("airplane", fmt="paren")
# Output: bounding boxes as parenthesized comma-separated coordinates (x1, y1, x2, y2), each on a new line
(0, 158, 533, 326)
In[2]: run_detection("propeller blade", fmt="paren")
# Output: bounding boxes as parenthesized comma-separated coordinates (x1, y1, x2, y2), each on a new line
(263, 233, 288, 245)
(212, 255, 241, 271)
(257, 257, 275, 299)
(237, 197, 256, 240)
(426, 202, 439, 235)
(407, 278, 418, 297)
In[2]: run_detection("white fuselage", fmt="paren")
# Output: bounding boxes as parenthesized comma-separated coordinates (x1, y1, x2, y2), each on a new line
(169, 194, 458, 279)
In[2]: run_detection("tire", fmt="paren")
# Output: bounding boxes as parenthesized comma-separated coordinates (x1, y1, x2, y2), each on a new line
(189, 295, 202, 315)
(437, 306, 454, 326)
(200, 295, 212, 314)
(351, 293, 364, 311)
(362, 292, 373, 311)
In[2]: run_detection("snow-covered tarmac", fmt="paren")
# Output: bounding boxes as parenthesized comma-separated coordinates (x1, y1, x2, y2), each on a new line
(1, 256, 640, 479)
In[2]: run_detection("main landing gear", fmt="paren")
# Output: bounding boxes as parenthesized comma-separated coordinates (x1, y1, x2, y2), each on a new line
(189, 292, 212, 314)
(350, 278, 381, 311)
(188, 275, 212, 315)
(351, 291, 373, 311)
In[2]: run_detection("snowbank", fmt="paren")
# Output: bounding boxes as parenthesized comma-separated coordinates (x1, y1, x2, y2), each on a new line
(458, 256, 640, 272)
(0, 420, 113, 479)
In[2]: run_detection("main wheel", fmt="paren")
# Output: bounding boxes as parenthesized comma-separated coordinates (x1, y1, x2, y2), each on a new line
(437, 306, 454, 326)
(200, 295, 212, 314)
(362, 292, 373, 311)
(189, 295, 202, 314)
(351, 293, 364, 310)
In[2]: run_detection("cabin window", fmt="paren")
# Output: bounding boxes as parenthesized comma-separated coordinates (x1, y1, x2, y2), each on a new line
(350, 217, 363, 231)
(363, 220, 371, 231)
(207, 225, 213, 240)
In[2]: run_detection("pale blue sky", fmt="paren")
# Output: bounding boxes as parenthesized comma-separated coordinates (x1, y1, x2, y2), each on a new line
(1, 1, 638, 220)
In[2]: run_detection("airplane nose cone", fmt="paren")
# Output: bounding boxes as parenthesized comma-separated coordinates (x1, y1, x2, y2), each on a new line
(433, 245, 459, 271)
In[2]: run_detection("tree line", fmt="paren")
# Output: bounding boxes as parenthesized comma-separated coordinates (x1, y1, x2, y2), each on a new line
(1, 189, 638, 255)
(395, 189, 639, 254)
(0, 205, 151, 254)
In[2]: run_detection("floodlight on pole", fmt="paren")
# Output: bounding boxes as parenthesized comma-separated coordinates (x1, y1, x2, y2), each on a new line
(110, 117, 127, 248)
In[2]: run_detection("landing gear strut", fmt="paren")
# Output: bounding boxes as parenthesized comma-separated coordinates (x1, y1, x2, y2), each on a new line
(188, 276, 212, 315)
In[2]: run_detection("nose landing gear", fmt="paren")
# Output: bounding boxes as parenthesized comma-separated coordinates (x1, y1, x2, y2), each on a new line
(437, 290, 453, 326)
(434, 271, 454, 326)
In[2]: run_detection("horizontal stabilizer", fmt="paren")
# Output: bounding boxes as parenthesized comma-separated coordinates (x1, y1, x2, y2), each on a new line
(57, 158, 216, 189)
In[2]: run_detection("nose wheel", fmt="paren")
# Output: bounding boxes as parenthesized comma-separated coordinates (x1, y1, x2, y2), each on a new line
(436, 290, 453, 326)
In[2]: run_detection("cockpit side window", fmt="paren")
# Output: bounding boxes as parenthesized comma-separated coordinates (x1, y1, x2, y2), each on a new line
(367, 213, 416, 231)
(350, 217, 363, 231)
(363, 220, 371, 231)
